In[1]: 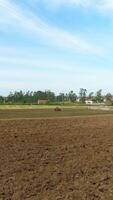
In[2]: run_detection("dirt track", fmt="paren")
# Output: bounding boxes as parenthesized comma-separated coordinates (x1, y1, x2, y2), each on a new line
(1, 116, 113, 199)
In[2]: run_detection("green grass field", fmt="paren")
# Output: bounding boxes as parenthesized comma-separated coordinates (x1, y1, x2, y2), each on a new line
(0, 104, 87, 109)
(0, 106, 113, 119)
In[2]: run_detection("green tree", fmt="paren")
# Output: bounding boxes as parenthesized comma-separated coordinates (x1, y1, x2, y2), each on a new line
(105, 93, 112, 105)
(95, 89, 103, 103)
(45, 90, 55, 102)
(68, 91, 77, 102)
(57, 93, 65, 104)
(0, 96, 4, 104)
(88, 92, 94, 99)
(79, 88, 87, 103)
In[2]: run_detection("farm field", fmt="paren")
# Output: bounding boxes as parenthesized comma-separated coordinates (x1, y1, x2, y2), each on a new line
(1, 111, 113, 199)
(0, 107, 113, 119)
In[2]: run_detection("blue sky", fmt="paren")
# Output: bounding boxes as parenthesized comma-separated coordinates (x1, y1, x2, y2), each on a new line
(0, 0, 113, 95)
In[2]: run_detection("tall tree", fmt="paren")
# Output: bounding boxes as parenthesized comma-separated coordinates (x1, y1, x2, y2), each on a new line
(95, 89, 103, 103)
(105, 93, 112, 102)
(57, 93, 65, 103)
(68, 91, 77, 102)
(79, 88, 87, 103)
(45, 90, 55, 102)
(88, 92, 94, 99)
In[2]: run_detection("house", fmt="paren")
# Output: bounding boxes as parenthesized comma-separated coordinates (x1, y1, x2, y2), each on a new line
(38, 99, 48, 105)
(85, 100, 93, 105)
(76, 97, 80, 102)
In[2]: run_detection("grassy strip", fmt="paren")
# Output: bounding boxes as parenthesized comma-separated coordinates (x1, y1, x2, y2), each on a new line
(0, 105, 88, 110)
(0, 108, 113, 119)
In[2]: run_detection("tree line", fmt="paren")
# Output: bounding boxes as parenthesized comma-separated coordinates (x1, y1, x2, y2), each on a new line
(0, 89, 112, 104)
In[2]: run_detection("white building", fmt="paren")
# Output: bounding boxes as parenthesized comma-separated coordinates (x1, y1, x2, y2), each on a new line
(85, 100, 93, 105)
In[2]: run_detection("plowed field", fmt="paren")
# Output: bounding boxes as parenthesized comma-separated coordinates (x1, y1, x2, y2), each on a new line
(1, 115, 113, 199)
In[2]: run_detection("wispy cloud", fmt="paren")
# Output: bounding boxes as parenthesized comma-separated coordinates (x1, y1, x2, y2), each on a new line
(0, 47, 87, 73)
(1, 61, 113, 94)
(41, 0, 91, 8)
(98, 0, 113, 11)
(0, 0, 103, 55)
(29, 0, 92, 8)
(31, 0, 113, 12)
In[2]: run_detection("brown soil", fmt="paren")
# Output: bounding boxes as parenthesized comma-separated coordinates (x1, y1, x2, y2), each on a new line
(1, 116, 113, 199)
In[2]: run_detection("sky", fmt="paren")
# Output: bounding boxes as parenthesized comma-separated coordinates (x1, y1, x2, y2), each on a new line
(0, 0, 113, 95)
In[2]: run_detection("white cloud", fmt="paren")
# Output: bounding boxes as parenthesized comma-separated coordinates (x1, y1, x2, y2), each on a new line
(42, 0, 113, 11)
(98, 0, 113, 11)
(0, 55, 74, 71)
(1, 63, 113, 94)
(30, 0, 113, 12)
(42, 0, 91, 8)
(0, 0, 102, 55)
(0, 48, 87, 74)
(29, 0, 95, 9)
